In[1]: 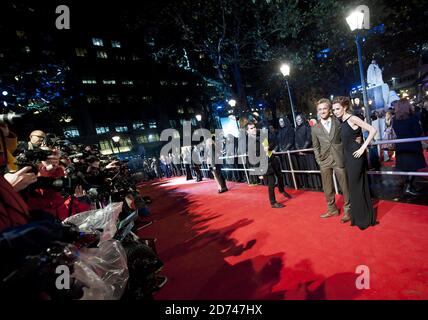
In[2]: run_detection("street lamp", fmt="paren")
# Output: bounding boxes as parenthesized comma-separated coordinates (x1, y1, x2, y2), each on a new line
(346, 7, 371, 123)
(228, 99, 236, 107)
(280, 63, 297, 127)
(112, 135, 121, 153)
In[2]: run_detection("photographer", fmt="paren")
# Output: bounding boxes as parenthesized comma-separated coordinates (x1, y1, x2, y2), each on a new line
(19, 142, 92, 221)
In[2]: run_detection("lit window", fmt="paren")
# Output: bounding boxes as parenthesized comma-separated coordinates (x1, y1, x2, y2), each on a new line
(182, 82, 188, 86)
(111, 40, 121, 48)
(142, 96, 152, 101)
(160, 81, 168, 86)
(187, 108, 194, 114)
(96, 126, 110, 134)
(103, 80, 116, 85)
(133, 123, 145, 130)
(136, 135, 148, 144)
(132, 54, 140, 61)
(92, 38, 104, 46)
(116, 55, 126, 60)
(148, 134, 160, 142)
(97, 51, 108, 59)
(24, 46, 31, 53)
(87, 95, 101, 103)
(115, 126, 128, 132)
(177, 108, 184, 114)
(122, 80, 134, 85)
(99, 139, 113, 155)
(16, 30, 26, 38)
(149, 121, 157, 129)
(75, 48, 87, 57)
(106, 95, 120, 103)
(63, 127, 80, 138)
(82, 79, 97, 84)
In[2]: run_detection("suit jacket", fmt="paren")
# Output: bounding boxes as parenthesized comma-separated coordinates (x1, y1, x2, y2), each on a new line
(311, 117, 345, 169)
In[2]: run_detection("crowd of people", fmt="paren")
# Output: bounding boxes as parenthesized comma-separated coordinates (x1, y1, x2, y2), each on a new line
(0, 123, 166, 299)
(0, 94, 426, 298)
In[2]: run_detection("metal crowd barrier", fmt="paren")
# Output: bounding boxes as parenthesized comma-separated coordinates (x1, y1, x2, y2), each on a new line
(204, 136, 428, 195)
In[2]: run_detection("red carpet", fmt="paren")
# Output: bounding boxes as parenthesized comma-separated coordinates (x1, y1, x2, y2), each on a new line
(137, 177, 428, 300)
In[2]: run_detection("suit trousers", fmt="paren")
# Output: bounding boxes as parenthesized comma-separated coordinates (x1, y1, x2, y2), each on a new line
(266, 158, 286, 204)
(320, 165, 351, 214)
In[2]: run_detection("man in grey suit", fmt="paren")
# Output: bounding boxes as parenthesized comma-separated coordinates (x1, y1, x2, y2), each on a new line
(311, 98, 351, 223)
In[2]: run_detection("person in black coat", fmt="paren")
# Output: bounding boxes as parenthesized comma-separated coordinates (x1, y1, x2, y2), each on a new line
(245, 122, 291, 208)
(294, 113, 318, 189)
(277, 117, 295, 187)
(392, 99, 427, 196)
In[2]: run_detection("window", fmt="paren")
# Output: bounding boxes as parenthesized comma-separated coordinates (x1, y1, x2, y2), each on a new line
(75, 48, 87, 57)
(122, 80, 134, 85)
(82, 79, 97, 84)
(107, 95, 120, 103)
(103, 79, 116, 85)
(177, 107, 184, 114)
(133, 122, 145, 130)
(187, 108, 194, 114)
(111, 40, 121, 48)
(142, 96, 152, 101)
(119, 137, 132, 147)
(160, 81, 167, 86)
(99, 139, 113, 155)
(87, 95, 101, 103)
(139, 135, 156, 143)
(136, 135, 148, 144)
(92, 38, 104, 46)
(63, 127, 80, 138)
(149, 121, 157, 129)
(128, 95, 139, 103)
(116, 55, 126, 61)
(115, 126, 128, 132)
(97, 51, 108, 59)
(148, 134, 160, 142)
(96, 126, 110, 134)
(16, 30, 26, 39)
(132, 54, 140, 61)
(24, 46, 31, 53)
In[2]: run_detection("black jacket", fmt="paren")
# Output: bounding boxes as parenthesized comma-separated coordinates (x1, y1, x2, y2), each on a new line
(295, 124, 312, 150)
(277, 126, 295, 151)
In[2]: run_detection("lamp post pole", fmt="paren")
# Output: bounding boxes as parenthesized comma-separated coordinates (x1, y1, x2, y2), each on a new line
(285, 78, 297, 127)
(355, 32, 371, 124)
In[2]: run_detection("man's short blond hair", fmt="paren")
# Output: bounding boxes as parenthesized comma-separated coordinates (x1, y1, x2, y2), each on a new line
(316, 98, 332, 109)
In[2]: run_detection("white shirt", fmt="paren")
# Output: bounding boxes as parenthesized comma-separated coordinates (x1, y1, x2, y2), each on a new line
(321, 118, 332, 133)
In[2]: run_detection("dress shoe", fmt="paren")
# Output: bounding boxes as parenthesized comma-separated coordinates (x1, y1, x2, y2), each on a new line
(404, 186, 421, 196)
(218, 188, 228, 194)
(280, 191, 292, 199)
(271, 202, 285, 208)
(320, 211, 339, 218)
(341, 214, 351, 223)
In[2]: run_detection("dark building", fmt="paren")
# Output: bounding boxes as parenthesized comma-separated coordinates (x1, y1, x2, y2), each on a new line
(0, 1, 208, 158)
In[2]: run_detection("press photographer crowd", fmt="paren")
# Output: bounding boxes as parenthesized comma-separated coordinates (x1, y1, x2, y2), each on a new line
(0, 120, 167, 300)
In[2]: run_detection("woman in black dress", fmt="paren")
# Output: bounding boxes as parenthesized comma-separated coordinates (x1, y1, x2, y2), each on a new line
(332, 96, 377, 230)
